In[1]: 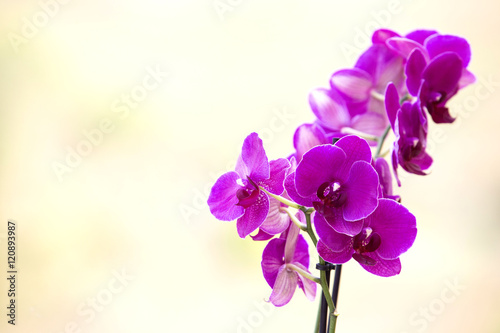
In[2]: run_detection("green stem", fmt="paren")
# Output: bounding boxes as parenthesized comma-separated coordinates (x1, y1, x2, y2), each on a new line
(340, 127, 378, 142)
(283, 208, 308, 231)
(329, 312, 338, 333)
(318, 257, 336, 330)
(287, 264, 321, 284)
(314, 298, 322, 333)
(371, 90, 386, 102)
(375, 125, 392, 158)
(304, 211, 318, 247)
(400, 94, 413, 104)
(378, 148, 390, 158)
(260, 187, 303, 210)
(304, 211, 337, 332)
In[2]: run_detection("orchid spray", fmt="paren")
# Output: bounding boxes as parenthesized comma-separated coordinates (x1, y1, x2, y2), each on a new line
(207, 28, 474, 332)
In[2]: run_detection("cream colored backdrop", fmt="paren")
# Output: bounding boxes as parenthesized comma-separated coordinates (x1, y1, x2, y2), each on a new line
(0, 1, 499, 332)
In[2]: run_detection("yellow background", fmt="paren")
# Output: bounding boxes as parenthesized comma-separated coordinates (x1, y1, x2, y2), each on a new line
(0, 0, 499, 332)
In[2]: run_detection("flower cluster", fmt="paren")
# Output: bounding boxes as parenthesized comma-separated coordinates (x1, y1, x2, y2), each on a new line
(207, 28, 474, 308)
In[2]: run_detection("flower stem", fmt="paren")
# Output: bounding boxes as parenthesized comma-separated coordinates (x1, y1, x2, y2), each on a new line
(328, 265, 342, 332)
(340, 127, 379, 142)
(400, 94, 413, 104)
(371, 90, 386, 102)
(305, 210, 340, 333)
(283, 208, 308, 231)
(260, 187, 303, 210)
(304, 211, 318, 247)
(375, 125, 392, 158)
(318, 258, 336, 332)
(314, 298, 322, 333)
(287, 263, 321, 284)
(302, 211, 339, 332)
(329, 312, 338, 333)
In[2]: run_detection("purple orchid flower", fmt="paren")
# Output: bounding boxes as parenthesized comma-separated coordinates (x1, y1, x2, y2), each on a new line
(370, 29, 475, 95)
(385, 83, 432, 185)
(286, 135, 379, 236)
(331, 40, 406, 114)
(408, 50, 464, 123)
(386, 31, 475, 123)
(261, 219, 316, 307)
(308, 29, 411, 148)
(207, 133, 290, 238)
(328, 29, 408, 120)
(316, 198, 417, 277)
(308, 88, 387, 145)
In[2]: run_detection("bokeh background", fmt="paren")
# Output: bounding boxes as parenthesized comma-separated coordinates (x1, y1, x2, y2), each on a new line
(0, 1, 499, 332)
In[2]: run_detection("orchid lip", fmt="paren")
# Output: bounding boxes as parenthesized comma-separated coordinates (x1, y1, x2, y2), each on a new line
(353, 227, 382, 254)
(313, 181, 348, 218)
(316, 181, 346, 207)
(236, 177, 260, 208)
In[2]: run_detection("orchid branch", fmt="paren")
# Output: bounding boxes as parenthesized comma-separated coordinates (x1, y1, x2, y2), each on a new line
(375, 125, 392, 158)
(315, 300, 322, 333)
(303, 211, 338, 333)
(371, 90, 386, 102)
(318, 257, 337, 333)
(260, 187, 303, 210)
(287, 263, 321, 284)
(304, 211, 318, 247)
(283, 208, 308, 231)
(340, 127, 379, 142)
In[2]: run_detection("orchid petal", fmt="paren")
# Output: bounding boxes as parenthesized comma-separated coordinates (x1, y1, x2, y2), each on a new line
(330, 68, 373, 102)
(314, 213, 353, 251)
(284, 223, 300, 263)
(365, 199, 417, 260)
(268, 266, 298, 307)
(293, 234, 310, 270)
(355, 44, 404, 91)
(293, 123, 329, 162)
(342, 161, 379, 221)
(391, 146, 401, 187)
(459, 68, 476, 89)
(357, 252, 401, 277)
(251, 228, 274, 241)
(401, 150, 433, 175)
(295, 145, 346, 197)
(406, 49, 427, 96)
(207, 171, 245, 221)
(373, 157, 396, 200)
(259, 197, 290, 235)
(284, 172, 316, 207)
(351, 112, 388, 138)
(236, 191, 269, 238)
(405, 30, 438, 45)
(293, 262, 317, 301)
(333, 135, 373, 182)
(422, 52, 463, 94)
(372, 29, 400, 44)
(261, 158, 290, 195)
(308, 88, 351, 130)
(317, 240, 353, 264)
(425, 34, 471, 67)
(261, 238, 285, 287)
(235, 132, 269, 182)
(386, 37, 428, 61)
(325, 211, 364, 236)
(384, 83, 400, 130)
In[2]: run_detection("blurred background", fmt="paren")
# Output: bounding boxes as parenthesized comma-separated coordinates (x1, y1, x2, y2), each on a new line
(0, 0, 499, 332)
